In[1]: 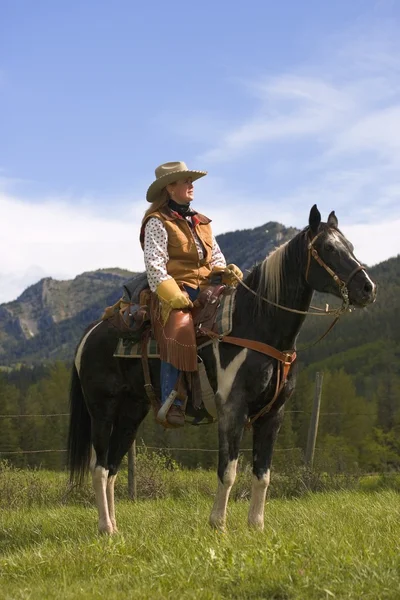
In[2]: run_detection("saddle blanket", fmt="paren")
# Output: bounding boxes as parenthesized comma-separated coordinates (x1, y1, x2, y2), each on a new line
(113, 288, 236, 359)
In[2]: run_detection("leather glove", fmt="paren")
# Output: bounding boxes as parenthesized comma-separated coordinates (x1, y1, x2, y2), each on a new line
(222, 264, 243, 286)
(156, 279, 193, 309)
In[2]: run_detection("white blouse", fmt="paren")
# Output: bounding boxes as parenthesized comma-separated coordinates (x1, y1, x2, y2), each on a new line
(144, 216, 226, 291)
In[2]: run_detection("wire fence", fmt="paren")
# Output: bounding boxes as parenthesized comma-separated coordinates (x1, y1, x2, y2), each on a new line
(0, 407, 374, 458)
(0, 410, 375, 419)
(0, 445, 301, 455)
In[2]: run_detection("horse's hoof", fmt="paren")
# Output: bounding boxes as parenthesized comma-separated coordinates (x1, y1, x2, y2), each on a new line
(98, 521, 114, 535)
(247, 519, 264, 531)
(209, 516, 227, 532)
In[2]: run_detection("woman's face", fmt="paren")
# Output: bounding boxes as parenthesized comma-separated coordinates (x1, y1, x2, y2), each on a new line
(167, 178, 194, 204)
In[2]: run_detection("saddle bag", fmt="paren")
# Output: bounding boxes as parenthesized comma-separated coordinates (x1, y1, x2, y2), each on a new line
(103, 289, 151, 341)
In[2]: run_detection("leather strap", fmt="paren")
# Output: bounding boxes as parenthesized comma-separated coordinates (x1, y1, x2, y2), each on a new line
(199, 328, 296, 365)
(140, 332, 160, 414)
(199, 327, 296, 427)
(345, 264, 365, 285)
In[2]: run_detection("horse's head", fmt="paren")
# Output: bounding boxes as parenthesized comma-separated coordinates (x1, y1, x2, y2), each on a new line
(305, 205, 377, 308)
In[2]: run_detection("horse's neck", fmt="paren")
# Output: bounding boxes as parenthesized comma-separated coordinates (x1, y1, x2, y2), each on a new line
(270, 272, 313, 349)
(234, 242, 312, 350)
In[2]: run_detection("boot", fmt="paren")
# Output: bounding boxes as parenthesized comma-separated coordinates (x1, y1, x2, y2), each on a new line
(166, 404, 185, 427)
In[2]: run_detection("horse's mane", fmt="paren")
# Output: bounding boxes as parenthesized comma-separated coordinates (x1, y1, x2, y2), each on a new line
(258, 242, 289, 303)
(242, 228, 308, 314)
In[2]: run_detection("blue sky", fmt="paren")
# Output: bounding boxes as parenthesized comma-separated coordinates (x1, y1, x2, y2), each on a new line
(1, 0, 400, 302)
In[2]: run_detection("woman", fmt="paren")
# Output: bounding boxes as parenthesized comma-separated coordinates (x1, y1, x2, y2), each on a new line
(140, 161, 243, 427)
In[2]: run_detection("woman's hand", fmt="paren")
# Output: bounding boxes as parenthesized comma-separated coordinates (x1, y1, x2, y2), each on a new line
(156, 279, 193, 309)
(223, 264, 243, 286)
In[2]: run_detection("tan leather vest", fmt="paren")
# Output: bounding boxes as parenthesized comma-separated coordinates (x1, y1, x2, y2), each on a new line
(142, 206, 214, 289)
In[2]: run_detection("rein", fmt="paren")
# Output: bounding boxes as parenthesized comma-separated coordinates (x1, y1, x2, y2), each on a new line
(207, 230, 366, 426)
(230, 230, 361, 318)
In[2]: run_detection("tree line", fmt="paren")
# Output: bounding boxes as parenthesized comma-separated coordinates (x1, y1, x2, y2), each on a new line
(1, 356, 399, 474)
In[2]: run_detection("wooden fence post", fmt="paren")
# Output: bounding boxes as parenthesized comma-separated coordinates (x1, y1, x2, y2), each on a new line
(128, 440, 137, 500)
(305, 371, 323, 469)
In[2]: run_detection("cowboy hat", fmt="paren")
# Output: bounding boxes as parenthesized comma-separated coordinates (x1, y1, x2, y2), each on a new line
(146, 161, 207, 203)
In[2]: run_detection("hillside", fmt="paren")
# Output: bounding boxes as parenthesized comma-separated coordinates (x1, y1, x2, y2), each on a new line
(0, 222, 297, 364)
(1, 224, 399, 474)
(298, 255, 400, 363)
(0, 268, 135, 362)
(0, 220, 398, 369)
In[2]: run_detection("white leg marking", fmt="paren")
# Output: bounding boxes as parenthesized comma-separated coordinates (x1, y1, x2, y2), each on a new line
(209, 459, 238, 530)
(106, 474, 118, 532)
(213, 344, 248, 404)
(248, 470, 270, 530)
(92, 466, 114, 534)
(89, 446, 97, 473)
(74, 321, 103, 375)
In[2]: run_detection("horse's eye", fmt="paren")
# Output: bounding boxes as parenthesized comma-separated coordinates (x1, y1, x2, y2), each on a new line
(325, 243, 335, 253)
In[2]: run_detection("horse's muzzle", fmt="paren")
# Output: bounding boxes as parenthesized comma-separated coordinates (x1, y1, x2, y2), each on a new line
(349, 273, 377, 307)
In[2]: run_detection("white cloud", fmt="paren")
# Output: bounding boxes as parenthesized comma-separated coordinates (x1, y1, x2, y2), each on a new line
(192, 19, 400, 264)
(2, 19, 400, 303)
(343, 219, 400, 267)
(1, 172, 398, 305)
(0, 191, 148, 303)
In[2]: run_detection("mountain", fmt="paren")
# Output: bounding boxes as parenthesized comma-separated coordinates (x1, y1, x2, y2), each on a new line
(297, 254, 400, 389)
(0, 220, 398, 367)
(0, 222, 297, 364)
(0, 268, 135, 363)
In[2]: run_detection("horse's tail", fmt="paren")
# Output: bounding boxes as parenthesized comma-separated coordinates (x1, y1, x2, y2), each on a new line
(67, 363, 92, 485)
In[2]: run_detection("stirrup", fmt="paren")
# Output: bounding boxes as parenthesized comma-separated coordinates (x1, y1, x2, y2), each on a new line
(156, 390, 178, 424)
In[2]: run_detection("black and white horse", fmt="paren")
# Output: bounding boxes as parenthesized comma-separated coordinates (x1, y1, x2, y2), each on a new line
(67, 206, 376, 533)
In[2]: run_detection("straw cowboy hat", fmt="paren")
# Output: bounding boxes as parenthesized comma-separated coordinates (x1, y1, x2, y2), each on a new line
(146, 161, 207, 203)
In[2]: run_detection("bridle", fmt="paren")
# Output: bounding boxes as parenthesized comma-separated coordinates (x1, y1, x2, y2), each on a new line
(200, 228, 368, 427)
(231, 228, 366, 319)
(304, 230, 366, 314)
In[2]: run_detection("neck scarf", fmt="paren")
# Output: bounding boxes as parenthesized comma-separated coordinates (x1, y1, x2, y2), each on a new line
(168, 198, 196, 218)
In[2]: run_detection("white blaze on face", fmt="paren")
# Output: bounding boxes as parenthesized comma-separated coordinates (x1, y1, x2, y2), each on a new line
(329, 230, 376, 294)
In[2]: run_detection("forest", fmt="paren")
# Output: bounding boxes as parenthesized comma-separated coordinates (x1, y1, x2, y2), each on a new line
(0, 351, 399, 474)
(0, 233, 399, 475)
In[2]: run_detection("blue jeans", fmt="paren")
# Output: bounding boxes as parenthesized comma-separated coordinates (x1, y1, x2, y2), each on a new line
(160, 285, 200, 405)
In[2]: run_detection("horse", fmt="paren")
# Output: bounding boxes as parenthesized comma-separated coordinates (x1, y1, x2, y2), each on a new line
(67, 205, 376, 534)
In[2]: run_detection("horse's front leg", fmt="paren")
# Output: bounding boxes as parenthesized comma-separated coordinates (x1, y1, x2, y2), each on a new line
(209, 392, 247, 531)
(248, 407, 284, 530)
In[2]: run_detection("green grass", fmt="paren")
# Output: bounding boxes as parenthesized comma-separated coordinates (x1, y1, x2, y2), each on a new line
(0, 486, 399, 599)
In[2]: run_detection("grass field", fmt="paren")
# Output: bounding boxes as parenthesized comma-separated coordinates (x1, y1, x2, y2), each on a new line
(0, 462, 400, 599)
(1, 491, 399, 599)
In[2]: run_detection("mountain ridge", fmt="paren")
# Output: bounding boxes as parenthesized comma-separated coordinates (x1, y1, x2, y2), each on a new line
(0, 220, 398, 366)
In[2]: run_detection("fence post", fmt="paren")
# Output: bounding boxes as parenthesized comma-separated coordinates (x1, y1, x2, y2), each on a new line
(305, 371, 323, 469)
(128, 440, 137, 500)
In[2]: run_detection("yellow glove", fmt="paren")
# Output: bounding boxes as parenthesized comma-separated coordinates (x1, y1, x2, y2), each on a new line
(222, 264, 243, 286)
(156, 279, 193, 309)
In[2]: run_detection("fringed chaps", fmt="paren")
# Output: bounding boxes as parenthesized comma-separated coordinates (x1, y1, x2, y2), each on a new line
(150, 294, 198, 372)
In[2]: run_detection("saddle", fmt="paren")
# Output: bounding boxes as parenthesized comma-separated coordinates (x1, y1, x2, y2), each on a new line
(102, 276, 228, 423)
(103, 273, 226, 346)
(101, 273, 151, 341)
(192, 284, 226, 343)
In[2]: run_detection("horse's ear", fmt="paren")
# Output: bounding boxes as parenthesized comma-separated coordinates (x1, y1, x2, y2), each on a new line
(327, 211, 338, 228)
(309, 204, 321, 234)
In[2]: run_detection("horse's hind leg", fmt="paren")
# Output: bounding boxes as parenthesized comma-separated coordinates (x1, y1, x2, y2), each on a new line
(106, 404, 149, 532)
(248, 409, 283, 530)
(91, 419, 114, 534)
